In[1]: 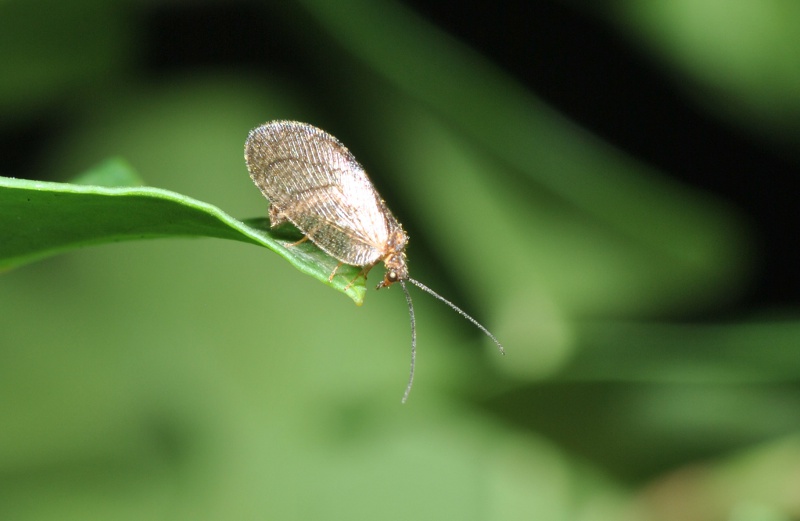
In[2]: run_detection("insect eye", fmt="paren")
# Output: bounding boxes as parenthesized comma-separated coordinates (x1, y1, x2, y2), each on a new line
(388, 271, 398, 282)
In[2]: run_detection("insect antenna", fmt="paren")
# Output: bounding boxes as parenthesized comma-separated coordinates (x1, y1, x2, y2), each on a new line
(407, 278, 505, 355)
(399, 280, 416, 404)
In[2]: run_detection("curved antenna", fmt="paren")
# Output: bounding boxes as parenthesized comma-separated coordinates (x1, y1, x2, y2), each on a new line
(399, 280, 416, 404)
(407, 278, 505, 355)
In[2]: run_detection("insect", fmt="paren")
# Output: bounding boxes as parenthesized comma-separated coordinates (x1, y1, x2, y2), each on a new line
(245, 120, 504, 402)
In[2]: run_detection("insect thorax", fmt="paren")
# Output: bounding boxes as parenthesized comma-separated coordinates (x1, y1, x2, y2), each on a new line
(377, 226, 409, 289)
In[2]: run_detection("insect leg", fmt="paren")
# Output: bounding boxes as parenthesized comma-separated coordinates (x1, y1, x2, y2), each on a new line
(268, 205, 289, 227)
(287, 235, 310, 247)
(328, 262, 344, 282)
(343, 264, 374, 290)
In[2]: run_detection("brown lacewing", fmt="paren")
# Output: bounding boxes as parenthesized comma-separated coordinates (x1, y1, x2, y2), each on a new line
(244, 120, 504, 402)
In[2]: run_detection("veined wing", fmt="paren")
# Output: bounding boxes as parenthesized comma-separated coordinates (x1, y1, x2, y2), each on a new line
(245, 121, 391, 266)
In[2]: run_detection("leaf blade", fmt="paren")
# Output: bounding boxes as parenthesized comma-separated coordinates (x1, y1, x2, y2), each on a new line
(0, 163, 367, 304)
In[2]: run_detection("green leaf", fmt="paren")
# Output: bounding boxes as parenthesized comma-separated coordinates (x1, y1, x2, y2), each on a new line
(0, 159, 367, 305)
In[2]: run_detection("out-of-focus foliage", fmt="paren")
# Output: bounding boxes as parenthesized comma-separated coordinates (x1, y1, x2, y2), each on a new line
(609, 0, 800, 146)
(1, 0, 798, 519)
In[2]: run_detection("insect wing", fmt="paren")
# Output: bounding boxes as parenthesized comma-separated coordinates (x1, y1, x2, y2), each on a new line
(245, 121, 391, 266)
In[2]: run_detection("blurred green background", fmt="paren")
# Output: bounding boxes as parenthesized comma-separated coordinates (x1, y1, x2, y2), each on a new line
(2, 0, 800, 519)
